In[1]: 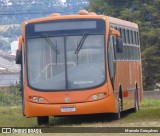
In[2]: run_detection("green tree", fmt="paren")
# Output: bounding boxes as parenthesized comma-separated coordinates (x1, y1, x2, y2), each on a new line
(88, 0, 160, 90)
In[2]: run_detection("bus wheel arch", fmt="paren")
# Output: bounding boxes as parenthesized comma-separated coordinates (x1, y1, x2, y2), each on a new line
(134, 83, 139, 112)
(115, 85, 123, 119)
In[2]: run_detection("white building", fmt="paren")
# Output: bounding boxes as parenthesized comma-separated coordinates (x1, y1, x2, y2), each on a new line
(11, 40, 18, 55)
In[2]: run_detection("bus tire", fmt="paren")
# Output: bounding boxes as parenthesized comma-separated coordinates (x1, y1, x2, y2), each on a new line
(37, 116, 49, 125)
(134, 86, 139, 112)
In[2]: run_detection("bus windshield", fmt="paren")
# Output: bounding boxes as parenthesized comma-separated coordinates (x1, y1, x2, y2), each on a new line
(27, 20, 106, 91)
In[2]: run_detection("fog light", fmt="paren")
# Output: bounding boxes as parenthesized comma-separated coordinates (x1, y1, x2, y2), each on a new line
(92, 95, 97, 100)
(98, 93, 104, 99)
(39, 98, 43, 102)
(33, 97, 38, 102)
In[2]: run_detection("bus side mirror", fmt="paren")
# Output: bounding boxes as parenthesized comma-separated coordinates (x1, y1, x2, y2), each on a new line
(116, 37, 123, 53)
(16, 36, 23, 64)
(110, 28, 123, 53)
(16, 50, 22, 64)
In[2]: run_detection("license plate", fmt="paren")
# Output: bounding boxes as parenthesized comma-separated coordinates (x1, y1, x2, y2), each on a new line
(61, 106, 76, 112)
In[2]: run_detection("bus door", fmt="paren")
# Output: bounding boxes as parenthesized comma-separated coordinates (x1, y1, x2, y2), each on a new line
(108, 35, 116, 89)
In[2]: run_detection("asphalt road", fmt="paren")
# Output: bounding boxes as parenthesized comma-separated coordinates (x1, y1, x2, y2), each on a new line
(143, 91, 160, 100)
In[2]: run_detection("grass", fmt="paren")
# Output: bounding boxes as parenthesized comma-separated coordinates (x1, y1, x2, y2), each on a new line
(0, 107, 36, 127)
(0, 100, 160, 135)
(0, 86, 21, 106)
(0, 99, 160, 128)
(142, 99, 160, 107)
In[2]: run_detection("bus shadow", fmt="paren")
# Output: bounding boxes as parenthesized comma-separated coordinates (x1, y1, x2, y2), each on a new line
(49, 109, 134, 126)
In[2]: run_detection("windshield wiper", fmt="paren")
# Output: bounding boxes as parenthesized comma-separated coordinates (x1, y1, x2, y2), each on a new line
(75, 32, 88, 54)
(41, 33, 59, 54)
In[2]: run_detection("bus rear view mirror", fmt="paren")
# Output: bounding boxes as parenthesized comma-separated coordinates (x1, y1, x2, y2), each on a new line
(110, 28, 120, 37)
(116, 37, 123, 53)
(110, 28, 123, 53)
(16, 49, 22, 64)
(16, 36, 23, 64)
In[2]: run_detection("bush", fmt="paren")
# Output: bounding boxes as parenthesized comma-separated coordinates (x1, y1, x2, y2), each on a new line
(0, 84, 21, 106)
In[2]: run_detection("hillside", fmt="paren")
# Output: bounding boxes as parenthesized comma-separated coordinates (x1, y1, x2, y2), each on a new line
(0, 0, 89, 25)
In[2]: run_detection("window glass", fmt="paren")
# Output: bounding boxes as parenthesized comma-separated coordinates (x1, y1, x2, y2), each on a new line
(34, 21, 97, 32)
(27, 37, 66, 90)
(137, 47, 141, 60)
(131, 31, 134, 45)
(122, 29, 126, 44)
(66, 35, 105, 89)
(108, 36, 116, 82)
(133, 31, 136, 45)
(131, 46, 134, 60)
(137, 32, 140, 45)
(123, 45, 127, 60)
(128, 30, 132, 44)
(128, 46, 132, 60)
(127, 30, 130, 44)
(135, 47, 138, 60)
(27, 35, 106, 90)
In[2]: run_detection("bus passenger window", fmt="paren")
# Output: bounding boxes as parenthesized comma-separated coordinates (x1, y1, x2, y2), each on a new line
(131, 46, 134, 60)
(137, 32, 140, 45)
(114, 35, 123, 61)
(131, 31, 134, 45)
(128, 30, 132, 45)
(137, 47, 141, 60)
(112, 36, 116, 54)
(123, 46, 127, 60)
(127, 46, 132, 60)
(134, 46, 137, 60)
(133, 31, 136, 45)
(126, 30, 130, 44)
(135, 47, 138, 60)
(122, 29, 126, 44)
(119, 28, 123, 43)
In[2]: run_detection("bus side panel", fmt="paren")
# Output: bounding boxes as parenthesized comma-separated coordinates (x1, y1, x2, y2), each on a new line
(114, 61, 139, 111)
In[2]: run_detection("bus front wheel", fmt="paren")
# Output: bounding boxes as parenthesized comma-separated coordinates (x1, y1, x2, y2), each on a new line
(37, 116, 49, 125)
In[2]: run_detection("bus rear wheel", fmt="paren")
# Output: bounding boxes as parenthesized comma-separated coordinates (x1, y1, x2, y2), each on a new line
(37, 116, 49, 125)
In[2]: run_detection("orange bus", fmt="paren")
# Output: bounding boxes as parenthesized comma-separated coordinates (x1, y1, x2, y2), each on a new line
(16, 10, 143, 125)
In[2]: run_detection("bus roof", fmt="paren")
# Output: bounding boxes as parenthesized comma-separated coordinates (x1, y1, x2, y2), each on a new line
(24, 10, 138, 29)
(108, 16, 138, 29)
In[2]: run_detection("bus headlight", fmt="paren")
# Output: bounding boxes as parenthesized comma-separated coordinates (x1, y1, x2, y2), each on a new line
(98, 93, 104, 99)
(33, 97, 38, 102)
(28, 96, 48, 103)
(92, 95, 98, 100)
(90, 92, 107, 102)
(38, 98, 43, 103)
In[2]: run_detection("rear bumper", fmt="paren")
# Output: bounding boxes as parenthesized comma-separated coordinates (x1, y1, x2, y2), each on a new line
(25, 94, 116, 117)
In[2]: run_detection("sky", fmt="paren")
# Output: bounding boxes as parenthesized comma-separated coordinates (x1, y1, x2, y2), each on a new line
(61, 0, 66, 3)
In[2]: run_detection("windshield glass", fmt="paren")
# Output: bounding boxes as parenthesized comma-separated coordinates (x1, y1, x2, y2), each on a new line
(26, 19, 106, 91)
(27, 34, 105, 90)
